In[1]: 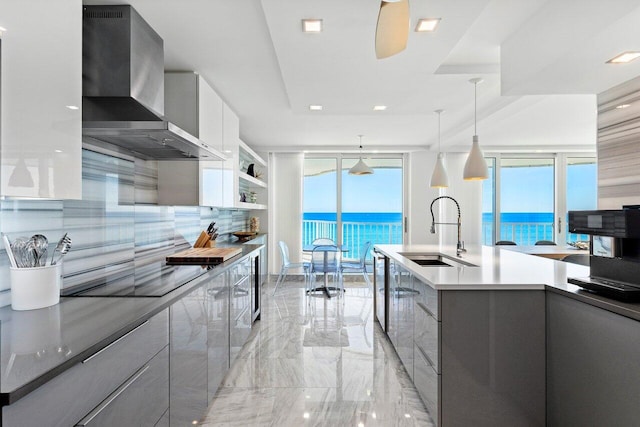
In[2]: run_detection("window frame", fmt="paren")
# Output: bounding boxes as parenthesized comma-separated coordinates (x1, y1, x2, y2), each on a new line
(483, 152, 596, 246)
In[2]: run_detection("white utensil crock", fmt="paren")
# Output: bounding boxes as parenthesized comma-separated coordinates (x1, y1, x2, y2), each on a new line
(10, 264, 62, 311)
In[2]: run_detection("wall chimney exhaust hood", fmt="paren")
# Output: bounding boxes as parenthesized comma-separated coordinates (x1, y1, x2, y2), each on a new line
(82, 5, 225, 161)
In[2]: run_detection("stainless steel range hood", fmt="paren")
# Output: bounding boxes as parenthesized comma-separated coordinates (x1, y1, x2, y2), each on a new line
(82, 5, 225, 161)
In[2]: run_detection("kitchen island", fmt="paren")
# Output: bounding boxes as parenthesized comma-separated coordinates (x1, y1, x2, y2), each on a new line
(374, 244, 640, 427)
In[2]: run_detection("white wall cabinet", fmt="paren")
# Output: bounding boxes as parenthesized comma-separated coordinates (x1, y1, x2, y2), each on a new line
(158, 72, 268, 210)
(0, 0, 82, 199)
(158, 72, 225, 206)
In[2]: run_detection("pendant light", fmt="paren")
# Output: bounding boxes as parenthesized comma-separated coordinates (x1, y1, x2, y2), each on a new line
(463, 78, 489, 181)
(430, 109, 449, 188)
(349, 135, 374, 175)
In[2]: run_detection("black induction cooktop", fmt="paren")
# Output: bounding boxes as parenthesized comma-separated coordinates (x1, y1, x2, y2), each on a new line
(62, 262, 209, 298)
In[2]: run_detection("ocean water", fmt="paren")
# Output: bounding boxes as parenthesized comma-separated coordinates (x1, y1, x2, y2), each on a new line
(302, 212, 402, 259)
(482, 212, 587, 245)
(304, 212, 584, 251)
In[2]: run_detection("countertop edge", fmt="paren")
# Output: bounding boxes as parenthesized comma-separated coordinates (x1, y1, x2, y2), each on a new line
(0, 244, 263, 406)
(375, 243, 640, 321)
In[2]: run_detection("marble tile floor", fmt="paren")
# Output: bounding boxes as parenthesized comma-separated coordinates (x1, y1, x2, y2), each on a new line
(201, 278, 434, 427)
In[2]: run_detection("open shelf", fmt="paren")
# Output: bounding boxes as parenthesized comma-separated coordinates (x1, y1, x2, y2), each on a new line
(236, 201, 267, 210)
(238, 172, 267, 188)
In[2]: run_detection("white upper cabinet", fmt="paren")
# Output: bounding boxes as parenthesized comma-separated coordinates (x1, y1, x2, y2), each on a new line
(0, 0, 82, 199)
(159, 72, 225, 206)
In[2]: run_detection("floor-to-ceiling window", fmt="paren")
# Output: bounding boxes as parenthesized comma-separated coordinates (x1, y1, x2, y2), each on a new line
(566, 157, 597, 242)
(303, 155, 403, 260)
(482, 154, 596, 246)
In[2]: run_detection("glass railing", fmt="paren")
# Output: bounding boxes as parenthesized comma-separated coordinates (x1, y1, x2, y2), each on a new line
(482, 221, 590, 245)
(302, 219, 403, 260)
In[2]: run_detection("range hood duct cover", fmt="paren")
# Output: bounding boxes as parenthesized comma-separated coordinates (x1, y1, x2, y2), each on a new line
(82, 5, 225, 161)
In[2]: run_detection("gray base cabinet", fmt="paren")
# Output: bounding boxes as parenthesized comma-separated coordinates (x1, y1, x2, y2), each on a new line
(2, 309, 169, 427)
(170, 286, 209, 425)
(230, 258, 252, 365)
(547, 292, 640, 426)
(75, 346, 169, 426)
(169, 256, 253, 424)
(376, 269, 546, 427)
(207, 272, 229, 400)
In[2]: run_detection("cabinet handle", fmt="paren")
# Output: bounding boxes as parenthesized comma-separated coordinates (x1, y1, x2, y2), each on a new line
(416, 302, 435, 319)
(415, 342, 436, 369)
(82, 320, 150, 364)
(75, 364, 150, 426)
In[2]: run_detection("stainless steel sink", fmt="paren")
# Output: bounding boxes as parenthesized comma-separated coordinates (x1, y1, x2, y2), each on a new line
(399, 253, 477, 268)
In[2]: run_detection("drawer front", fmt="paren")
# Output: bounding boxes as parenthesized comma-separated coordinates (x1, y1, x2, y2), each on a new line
(414, 302, 439, 373)
(3, 309, 169, 427)
(414, 278, 438, 320)
(414, 344, 439, 426)
(229, 258, 251, 285)
(75, 345, 169, 426)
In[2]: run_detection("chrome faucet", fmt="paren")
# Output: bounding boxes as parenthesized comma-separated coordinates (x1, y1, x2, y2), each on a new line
(430, 196, 466, 257)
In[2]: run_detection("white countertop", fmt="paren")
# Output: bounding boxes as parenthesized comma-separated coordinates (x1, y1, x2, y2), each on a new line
(374, 244, 590, 291)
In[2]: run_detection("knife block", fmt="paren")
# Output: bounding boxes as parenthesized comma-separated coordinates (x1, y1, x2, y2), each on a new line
(194, 231, 216, 248)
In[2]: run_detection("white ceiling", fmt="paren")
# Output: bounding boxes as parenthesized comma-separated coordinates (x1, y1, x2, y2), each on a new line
(86, 0, 640, 153)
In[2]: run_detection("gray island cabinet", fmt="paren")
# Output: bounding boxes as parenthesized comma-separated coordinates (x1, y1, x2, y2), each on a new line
(375, 245, 547, 427)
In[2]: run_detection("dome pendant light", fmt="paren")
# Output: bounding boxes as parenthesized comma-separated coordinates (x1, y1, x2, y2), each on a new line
(463, 78, 489, 181)
(430, 109, 449, 188)
(349, 135, 374, 175)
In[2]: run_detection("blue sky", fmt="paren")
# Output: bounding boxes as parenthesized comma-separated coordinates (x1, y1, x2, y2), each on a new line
(482, 163, 597, 213)
(304, 168, 402, 212)
(303, 162, 597, 215)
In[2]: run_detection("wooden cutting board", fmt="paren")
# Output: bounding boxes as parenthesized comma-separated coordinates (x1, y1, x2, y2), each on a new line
(166, 247, 243, 264)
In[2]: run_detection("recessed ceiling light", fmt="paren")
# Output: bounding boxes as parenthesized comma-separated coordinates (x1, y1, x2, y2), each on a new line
(415, 18, 440, 32)
(606, 51, 640, 64)
(302, 19, 322, 33)
(309, 105, 323, 111)
(616, 104, 631, 109)
(55, 149, 63, 153)
(66, 105, 79, 110)
(373, 105, 387, 111)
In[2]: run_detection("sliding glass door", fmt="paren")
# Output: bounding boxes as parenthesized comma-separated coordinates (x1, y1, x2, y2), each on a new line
(303, 155, 403, 260)
(482, 154, 596, 246)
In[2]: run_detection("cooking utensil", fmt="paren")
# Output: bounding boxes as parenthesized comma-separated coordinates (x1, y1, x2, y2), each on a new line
(2, 234, 18, 268)
(51, 233, 71, 265)
(206, 221, 216, 236)
(11, 237, 32, 268)
(30, 234, 48, 267)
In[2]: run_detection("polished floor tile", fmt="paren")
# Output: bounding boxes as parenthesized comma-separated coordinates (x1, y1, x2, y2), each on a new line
(202, 279, 434, 427)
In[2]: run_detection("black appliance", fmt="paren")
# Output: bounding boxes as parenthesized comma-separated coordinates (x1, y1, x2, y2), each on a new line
(568, 208, 640, 301)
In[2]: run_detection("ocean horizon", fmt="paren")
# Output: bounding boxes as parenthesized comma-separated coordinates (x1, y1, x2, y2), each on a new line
(302, 212, 576, 249)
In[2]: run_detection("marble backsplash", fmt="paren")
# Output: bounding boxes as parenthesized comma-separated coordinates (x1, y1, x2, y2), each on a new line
(0, 148, 249, 307)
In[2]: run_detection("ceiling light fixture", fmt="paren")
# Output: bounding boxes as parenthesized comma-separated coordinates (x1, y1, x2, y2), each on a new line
(616, 104, 631, 109)
(302, 19, 322, 33)
(349, 135, 374, 175)
(375, 0, 409, 59)
(309, 105, 323, 111)
(66, 105, 79, 110)
(463, 78, 489, 181)
(606, 51, 640, 64)
(430, 109, 448, 188)
(415, 18, 440, 32)
(373, 105, 387, 111)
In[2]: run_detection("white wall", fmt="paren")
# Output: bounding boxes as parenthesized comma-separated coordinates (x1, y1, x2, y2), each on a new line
(269, 153, 304, 274)
(408, 151, 482, 247)
(407, 150, 441, 244)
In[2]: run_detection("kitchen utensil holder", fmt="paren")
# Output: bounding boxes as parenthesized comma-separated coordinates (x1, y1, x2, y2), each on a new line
(10, 264, 62, 311)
